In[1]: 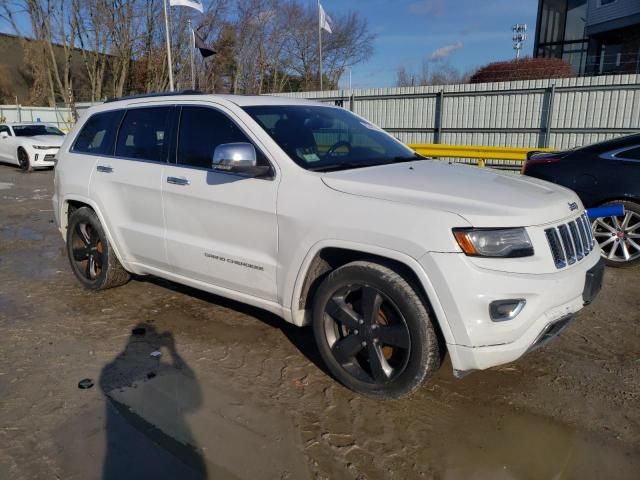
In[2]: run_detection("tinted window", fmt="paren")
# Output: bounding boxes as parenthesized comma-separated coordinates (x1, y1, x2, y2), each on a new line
(578, 134, 640, 155)
(0, 125, 10, 136)
(14, 124, 64, 136)
(73, 110, 124, 155)
(618, 147, 640, 160)
(115, 107, 172, 162)
(177, 106, 266, 169)
(244, 105, 418, 172)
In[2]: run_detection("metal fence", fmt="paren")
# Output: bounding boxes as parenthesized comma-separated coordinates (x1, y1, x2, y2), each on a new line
(2, 74, 638, 151)
(275, 74, 640, 150)
(0, 103, 95, 131)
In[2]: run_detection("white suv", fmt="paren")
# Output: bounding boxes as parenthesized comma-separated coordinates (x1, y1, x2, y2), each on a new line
(53, 93, 604, 399)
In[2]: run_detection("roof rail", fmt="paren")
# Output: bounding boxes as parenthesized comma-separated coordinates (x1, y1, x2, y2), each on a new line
(104, 90, 205, 103)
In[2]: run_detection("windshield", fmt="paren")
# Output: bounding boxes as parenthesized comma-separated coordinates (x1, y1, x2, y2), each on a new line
(13, 125, 64, 137)
(243, 105, 421, 172)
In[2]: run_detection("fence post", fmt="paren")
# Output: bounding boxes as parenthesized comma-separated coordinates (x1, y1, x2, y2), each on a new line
(349, 93, 355, 112)
(542, 83, 556, 148)
(435, 89, 444, 144)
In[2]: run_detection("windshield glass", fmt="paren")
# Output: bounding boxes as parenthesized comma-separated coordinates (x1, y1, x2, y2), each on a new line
(243, 105, 421, 171)
(13, 125, 64, 137)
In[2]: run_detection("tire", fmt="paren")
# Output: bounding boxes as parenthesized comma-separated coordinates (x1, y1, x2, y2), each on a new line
(592, 200, 640, 268)
(66, 207, 130, 289)
(312, 261, 441, 400)
(17, 148, 32, 172)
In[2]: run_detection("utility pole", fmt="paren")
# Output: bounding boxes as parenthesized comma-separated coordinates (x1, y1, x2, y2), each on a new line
(163, 0, 175, 91)
(188, 18, 195, 90)
(318, 0, 323, 90)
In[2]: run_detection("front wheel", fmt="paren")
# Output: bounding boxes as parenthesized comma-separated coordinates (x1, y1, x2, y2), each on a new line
(17, 148, 32, 172)
(312, 261, 441, 400)
(592, 201, 640, 268)
(66, 207, 130, 289)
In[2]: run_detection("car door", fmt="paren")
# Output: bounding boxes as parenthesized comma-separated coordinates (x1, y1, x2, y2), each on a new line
(599, 145, 640, 201)
(89, 105, 172, 271)
(162, 104, 279, 301)
(0, 125, 15, 164)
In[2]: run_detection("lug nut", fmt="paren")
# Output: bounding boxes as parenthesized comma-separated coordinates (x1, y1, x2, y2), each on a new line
(361, 341, 367, 347)
(354, 329, 359, 335)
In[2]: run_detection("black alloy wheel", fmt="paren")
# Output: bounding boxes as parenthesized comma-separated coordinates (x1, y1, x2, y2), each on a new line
(66, 207, 130, 290)
(313, 261, 441, 399)
(321, 284, 411, 384)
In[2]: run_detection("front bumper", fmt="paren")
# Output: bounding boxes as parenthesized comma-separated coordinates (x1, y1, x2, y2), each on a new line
(29, 148, 58, 168)
(420, 249, 602, 372)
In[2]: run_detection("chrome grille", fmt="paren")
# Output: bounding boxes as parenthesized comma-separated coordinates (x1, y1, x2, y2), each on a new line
(545, 213, 595, 269)
(44, 154, 56, 161)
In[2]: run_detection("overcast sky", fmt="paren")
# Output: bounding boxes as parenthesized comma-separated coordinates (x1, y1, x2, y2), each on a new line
(325, 0, 539, 88)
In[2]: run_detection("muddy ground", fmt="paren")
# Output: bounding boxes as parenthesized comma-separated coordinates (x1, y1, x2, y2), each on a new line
(0, 165, 638, 480)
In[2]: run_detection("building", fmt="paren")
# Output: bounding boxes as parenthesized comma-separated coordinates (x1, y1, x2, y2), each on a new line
(534, 0, 640, 75)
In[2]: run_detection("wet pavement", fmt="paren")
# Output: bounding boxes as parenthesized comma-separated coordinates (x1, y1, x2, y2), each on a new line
(0, 165, 639, 479)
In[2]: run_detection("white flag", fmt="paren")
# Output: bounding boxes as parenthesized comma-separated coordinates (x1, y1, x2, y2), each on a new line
(169, 0, 203, 13)
(319, 3, 333, 34)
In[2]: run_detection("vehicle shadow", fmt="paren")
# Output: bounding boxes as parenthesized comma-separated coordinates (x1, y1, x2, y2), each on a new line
(99, 323, 208, 480)
(139, 276, 331, 378)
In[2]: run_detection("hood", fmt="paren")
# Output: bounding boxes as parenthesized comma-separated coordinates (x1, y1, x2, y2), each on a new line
(28, 135, 65, 147)
(321, 160, 582, 227)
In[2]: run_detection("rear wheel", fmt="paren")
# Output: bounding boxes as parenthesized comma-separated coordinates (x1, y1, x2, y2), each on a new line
(66, 207, 130, 289)
(592, 200, 640, 268)
(312, 261, 441, 399)
(17, 148, 32, 172)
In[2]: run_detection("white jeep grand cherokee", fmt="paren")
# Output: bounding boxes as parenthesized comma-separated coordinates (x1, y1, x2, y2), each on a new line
(53, 92, 604, 399)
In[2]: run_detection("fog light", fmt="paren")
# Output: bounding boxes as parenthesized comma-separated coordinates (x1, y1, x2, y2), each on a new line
(489, 299, 526, 322)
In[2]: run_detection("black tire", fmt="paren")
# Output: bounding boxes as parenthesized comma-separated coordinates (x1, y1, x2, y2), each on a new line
(66, 207, 130, 290)
(17, 148, 32, 172)
(312, 261, 441, 400)
(592, 200, 640, 268)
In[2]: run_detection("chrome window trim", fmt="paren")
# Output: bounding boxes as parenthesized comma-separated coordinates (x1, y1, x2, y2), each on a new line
(599, 144, 640, 163)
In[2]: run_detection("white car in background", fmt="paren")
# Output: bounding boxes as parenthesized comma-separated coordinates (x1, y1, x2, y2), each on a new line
(0, 123, 65, 171)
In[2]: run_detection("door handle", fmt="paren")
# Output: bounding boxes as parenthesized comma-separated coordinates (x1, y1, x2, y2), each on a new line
(96, 165, 113, 173)
(167, 176, 190, 186)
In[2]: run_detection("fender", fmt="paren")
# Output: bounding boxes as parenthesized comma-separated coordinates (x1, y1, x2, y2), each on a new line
(288, 239, 456, 346)
(59, 194, 135, 274)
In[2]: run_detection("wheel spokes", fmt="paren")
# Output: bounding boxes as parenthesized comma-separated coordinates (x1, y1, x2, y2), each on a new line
(367, 342, 390, 382)
(72, 247, 89, 261)
(332, 334, 364, 364)
(326, 297, 361, 330)
(361, 286, 383, 324)
(596, 219, 616, 233)
(375, 325, 410, 349)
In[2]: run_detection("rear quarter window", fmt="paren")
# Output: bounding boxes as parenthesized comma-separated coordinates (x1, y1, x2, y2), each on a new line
(72, 110, 124, 155)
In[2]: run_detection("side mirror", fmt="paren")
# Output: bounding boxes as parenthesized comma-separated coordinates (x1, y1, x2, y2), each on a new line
(0, 131, 8, 139)
(212, 142, 270, 177)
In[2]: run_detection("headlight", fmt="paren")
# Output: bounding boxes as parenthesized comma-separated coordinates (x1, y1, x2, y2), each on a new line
(32, 145, 57, 150)
(453, 228, 534, 258)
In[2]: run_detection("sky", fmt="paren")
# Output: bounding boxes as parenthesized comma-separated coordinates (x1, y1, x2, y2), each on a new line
(0, 0, 540, 90)
(323, 0, 539, 89)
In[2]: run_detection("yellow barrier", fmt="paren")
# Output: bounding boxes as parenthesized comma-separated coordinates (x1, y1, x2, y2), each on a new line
(408, 143, 556, 168)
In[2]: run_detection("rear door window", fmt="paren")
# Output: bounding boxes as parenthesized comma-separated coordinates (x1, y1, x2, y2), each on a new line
(618, 146, 640, 161)
(72, 110, 124, 155)
(115, 107, 172, 162)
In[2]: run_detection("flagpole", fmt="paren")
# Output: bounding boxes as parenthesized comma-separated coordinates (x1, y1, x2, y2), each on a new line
(163, 0, 175, 91)
(318, 0, 323, 91)
(188, 19, 195, 90)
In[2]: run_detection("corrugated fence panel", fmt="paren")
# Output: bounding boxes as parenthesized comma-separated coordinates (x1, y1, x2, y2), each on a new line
(275, 75, 640, 151)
